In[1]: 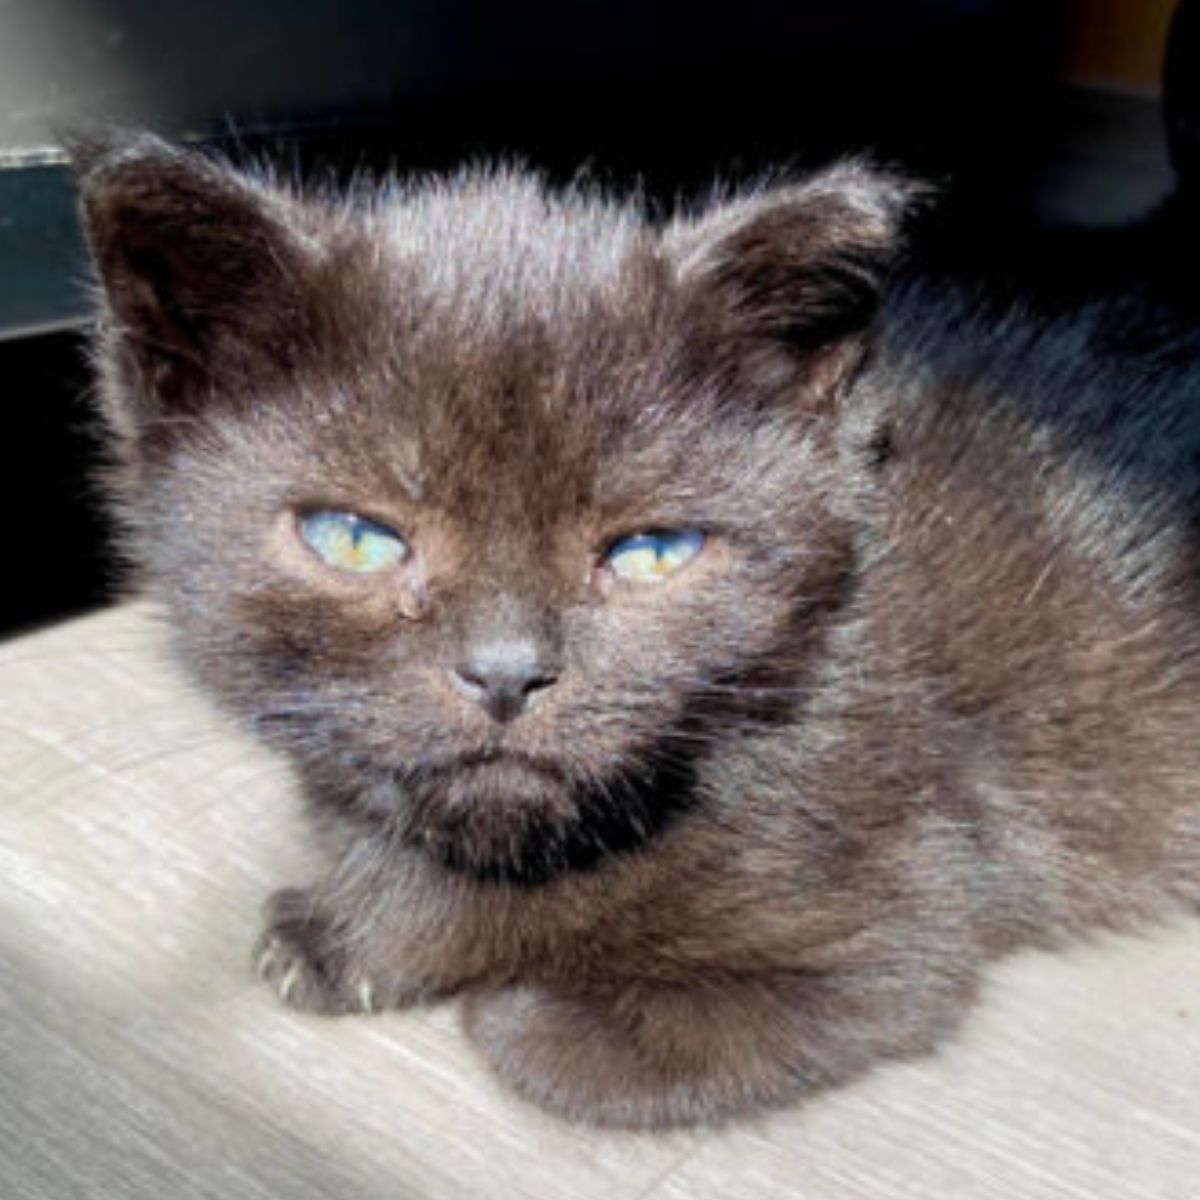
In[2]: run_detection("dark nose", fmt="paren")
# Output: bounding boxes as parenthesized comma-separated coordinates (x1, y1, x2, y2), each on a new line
(451, 640, 559, 723)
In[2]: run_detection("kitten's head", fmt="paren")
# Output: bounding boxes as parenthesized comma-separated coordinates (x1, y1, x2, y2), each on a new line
(76, 134, 917, 882)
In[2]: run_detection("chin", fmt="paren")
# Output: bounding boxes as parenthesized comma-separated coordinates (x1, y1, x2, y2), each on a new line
(402, 755, 582, 884)
(403, 752, 700, 886)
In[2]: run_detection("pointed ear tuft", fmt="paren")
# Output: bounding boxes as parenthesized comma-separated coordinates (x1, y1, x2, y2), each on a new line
(73, 132, 315, 414)
(665, 162, 928, 394)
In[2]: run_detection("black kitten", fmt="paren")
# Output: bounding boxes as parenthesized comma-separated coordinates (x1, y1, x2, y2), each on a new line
(75, 134, 1200, 1128)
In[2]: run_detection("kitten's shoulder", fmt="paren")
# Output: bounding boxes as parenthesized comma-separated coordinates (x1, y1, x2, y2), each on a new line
(870, 270, 1200, 482)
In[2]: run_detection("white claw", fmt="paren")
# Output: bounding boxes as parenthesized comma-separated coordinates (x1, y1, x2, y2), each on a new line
(357, 980, 376, 1013)
(279, 962, 300, 1003)
(256, 939, 279, 981)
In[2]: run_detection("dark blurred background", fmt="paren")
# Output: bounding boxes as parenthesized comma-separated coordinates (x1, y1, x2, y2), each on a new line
(0, 0, 1190, 636)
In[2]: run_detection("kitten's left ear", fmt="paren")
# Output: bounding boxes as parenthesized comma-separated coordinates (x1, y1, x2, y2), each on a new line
(72, 132, 317, 426)
(665, 162, 925, 396)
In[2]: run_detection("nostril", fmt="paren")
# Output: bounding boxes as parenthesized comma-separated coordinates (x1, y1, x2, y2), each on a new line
(522, 671, 558, 696)
(451, 666, 488, 699)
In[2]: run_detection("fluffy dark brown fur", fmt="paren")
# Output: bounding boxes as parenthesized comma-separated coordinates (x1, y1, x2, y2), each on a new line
(75, 133, 1200, 1129)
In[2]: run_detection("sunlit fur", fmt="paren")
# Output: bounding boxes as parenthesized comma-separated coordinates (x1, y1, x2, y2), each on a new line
(77, 134, 1200, 1129)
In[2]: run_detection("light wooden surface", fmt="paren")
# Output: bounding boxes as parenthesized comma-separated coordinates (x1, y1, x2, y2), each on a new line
(1, 604, 1197, 1199)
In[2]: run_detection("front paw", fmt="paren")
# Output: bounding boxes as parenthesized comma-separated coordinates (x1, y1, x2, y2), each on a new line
(463, 973, 927, 1129)
(463, 985, 755, 1129)
(255, 888, 377, 1015)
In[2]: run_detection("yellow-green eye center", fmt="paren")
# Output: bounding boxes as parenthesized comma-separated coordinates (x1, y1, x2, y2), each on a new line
(605, 529, 705, 582)
(300, 510, 407, 573)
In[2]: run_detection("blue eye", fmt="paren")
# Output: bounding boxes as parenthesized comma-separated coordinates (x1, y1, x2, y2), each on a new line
(604, 529, 705, 582)
(299, 510, 408, 574)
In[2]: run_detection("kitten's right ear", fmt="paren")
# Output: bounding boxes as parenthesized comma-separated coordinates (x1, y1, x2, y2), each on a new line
(72, 132, 316, 421)
(664, 162, 925, 399)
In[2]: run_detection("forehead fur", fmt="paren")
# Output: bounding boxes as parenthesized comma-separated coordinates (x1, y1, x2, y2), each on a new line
(373, 168, 650, 318)
(310, 170, 682, 410)
(251, 171, 749, 524)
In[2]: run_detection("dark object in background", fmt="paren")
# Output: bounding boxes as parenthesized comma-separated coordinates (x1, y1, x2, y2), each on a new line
(0, 333, 112, 635)
(919, 0, 1200, 314)
(1165, 0, 1200, 180)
